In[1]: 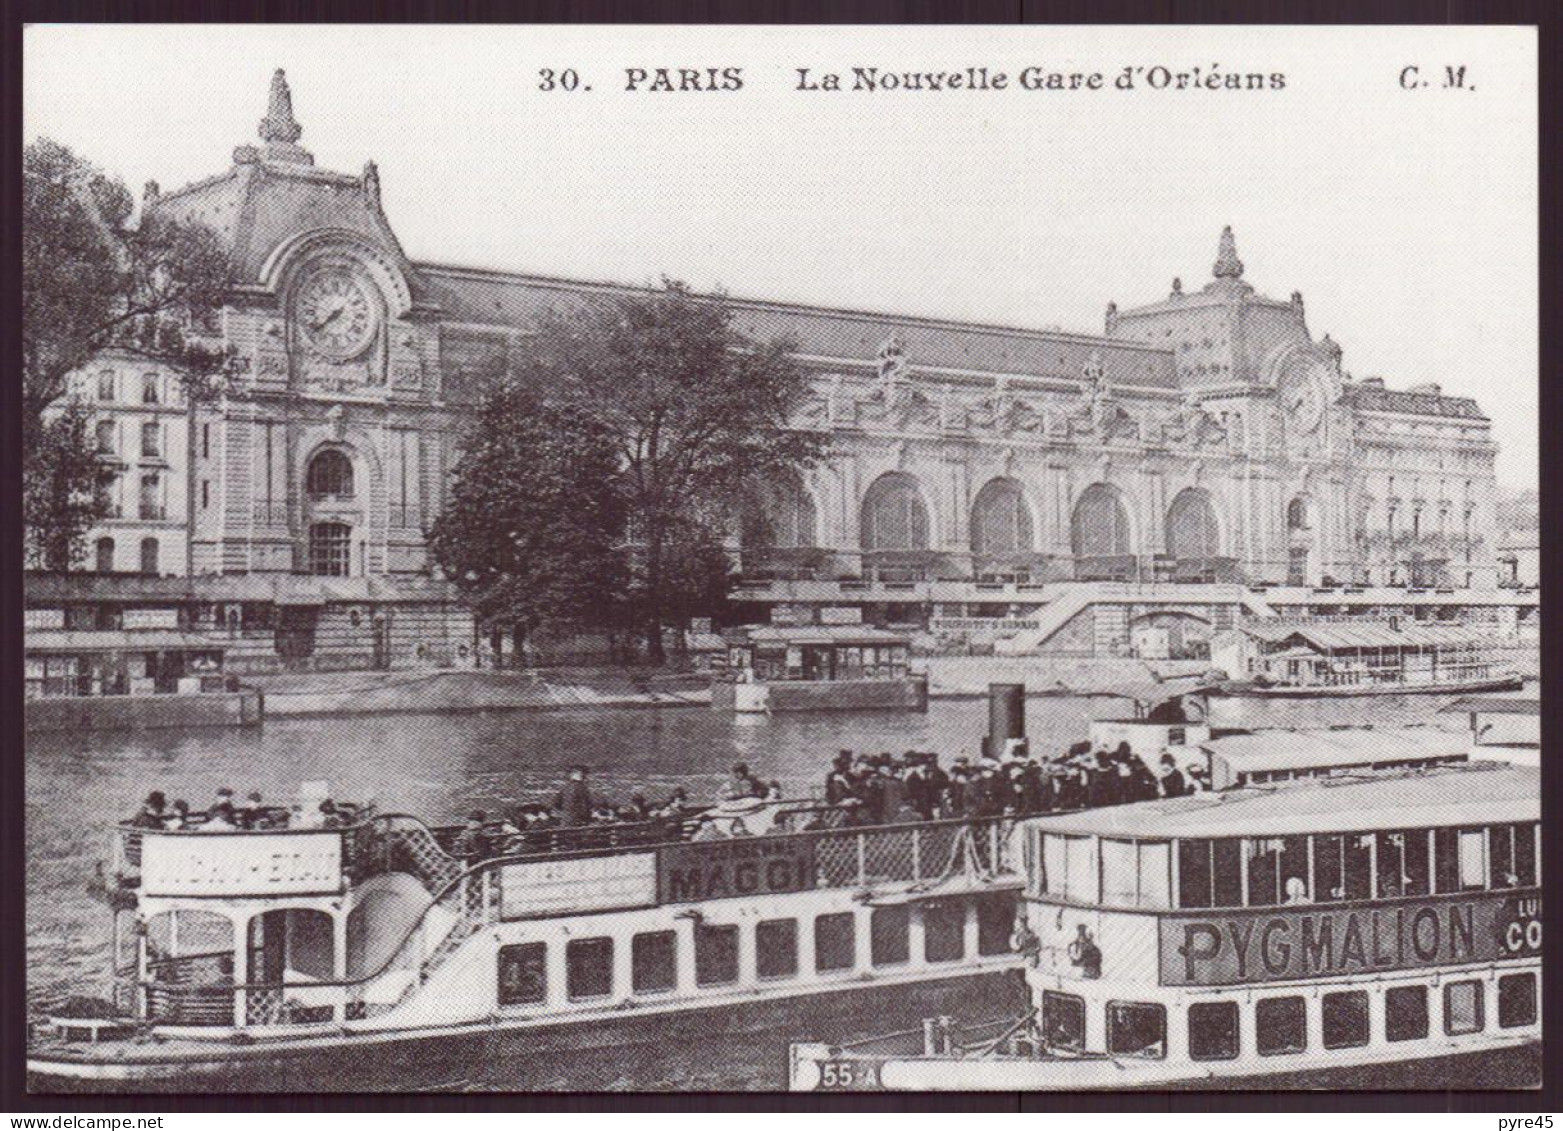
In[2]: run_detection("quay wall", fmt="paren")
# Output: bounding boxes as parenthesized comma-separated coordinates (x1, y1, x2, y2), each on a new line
(25, 689, 263, 733)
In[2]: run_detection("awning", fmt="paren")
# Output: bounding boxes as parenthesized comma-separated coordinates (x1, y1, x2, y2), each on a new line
(1440, 696, 1541, 717)
(25, 631, 224, 653)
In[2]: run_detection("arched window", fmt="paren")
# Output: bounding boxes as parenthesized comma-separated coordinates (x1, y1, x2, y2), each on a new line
(309, 522, 352, 576)
(860, 472, 929, 551)
(139, 537, 159, 576)
(1071, 483, 1131, 559)
(307, 449, 355, 500)
(743, 473, 817, 550)
(1287, 495, 1312, 532)
(970, 478, 1033, 557)
(95, 537, 115, 574)
(1165, 488, 1220, 561)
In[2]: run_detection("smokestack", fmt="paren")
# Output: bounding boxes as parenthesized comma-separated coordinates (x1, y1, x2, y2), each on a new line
(985, 683, 1027, 760)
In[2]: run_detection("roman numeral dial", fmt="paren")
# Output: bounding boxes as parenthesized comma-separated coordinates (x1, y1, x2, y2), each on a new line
(295, 268, 378, 360)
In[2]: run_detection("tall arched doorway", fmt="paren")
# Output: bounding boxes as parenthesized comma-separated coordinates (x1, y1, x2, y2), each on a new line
(860, 472, 930, 552)
(1071, 483, 1132, 578)
(970, 477, 1034, 560)
(1165, 487, 1222, 579)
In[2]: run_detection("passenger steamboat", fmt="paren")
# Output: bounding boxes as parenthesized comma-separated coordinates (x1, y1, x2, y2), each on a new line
(28, 789, 1026, 1090)
(790, 761, 1541, 1090)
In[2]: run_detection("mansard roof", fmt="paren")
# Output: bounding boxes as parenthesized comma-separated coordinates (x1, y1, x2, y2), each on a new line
(417, 262, 1182, 392)
(1345, 383, 1488, 421)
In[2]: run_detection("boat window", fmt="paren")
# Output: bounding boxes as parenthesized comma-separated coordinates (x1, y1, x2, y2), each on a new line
(565, 937, 613, 1000)
(1443, 980, 1484, 1035)
(1176, 839, 1242, 909)
(631, 931, 676, 994)
(1490, 823, 1537, 888)
(1385, 985, 1429, 1042)
(1137, 841, 1171, 909)
(1043, 834, 1098, 904)
(1255, 996, 1307, 1056)
(1314, 833, 1373, 902)
(1376, 830, 1430, 898)
(1040, 991, 1085, 1052)
(1498, 973, 1537, 1029)
(814, 912, 855, 972)
(756, 919, 798, 980)
(1101, 838, 1137, 906)
(1246, 836, 1310, 906)
(1103, 839, 1171, 908)
(1106, 1001, 1166, 1059)
(497, 942, 546, 1006)
(1187, 1001, 1239, 1061)
(1435, 827, 1488, 893)
(976, 895, 1016, 956)
(695, 923, 740, 987)
(870, 906, 910, 967)
(1322, 991, 1370, 1049)
(923, 903, 965, 963)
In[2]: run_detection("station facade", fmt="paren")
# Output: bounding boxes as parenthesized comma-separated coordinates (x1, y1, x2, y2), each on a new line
(42, 71, 1524, 669)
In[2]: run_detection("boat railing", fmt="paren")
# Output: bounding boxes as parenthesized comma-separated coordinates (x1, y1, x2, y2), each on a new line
(131, 813, 1024, 1029)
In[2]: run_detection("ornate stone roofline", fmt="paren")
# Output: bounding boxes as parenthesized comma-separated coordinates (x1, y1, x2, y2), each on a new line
(792, 355, 1184, 399)
(412, 259, 1179, 358)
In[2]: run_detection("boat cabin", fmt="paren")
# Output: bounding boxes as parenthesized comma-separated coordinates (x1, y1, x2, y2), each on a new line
(1211, 621, 1511, 691)
(1015, 764, 1540, 1070)
(725, 625, 912, 683)
(1194, 726, 1467, 790)
(715, 625, 926, 712)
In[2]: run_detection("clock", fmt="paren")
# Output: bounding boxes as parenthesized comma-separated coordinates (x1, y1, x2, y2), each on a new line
(1280, 358, 1328, 435)
(294, 268, 377, 360)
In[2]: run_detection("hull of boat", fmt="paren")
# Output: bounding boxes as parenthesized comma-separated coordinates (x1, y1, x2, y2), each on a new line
(28, 967, 1024, 1093)
(1216, 676, 1523, 699)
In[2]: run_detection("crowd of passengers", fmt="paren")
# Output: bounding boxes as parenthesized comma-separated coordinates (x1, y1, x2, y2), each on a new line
(127, 787, 364, 831)
(124, 741, 1206, 856)
(815, 742, 1204, 824)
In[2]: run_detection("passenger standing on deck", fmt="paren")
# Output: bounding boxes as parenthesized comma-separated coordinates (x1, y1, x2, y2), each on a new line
(1157, 754, 1188, 798)
(554, 765, 595, 827)
(453, 811, 491, 860)
(825, 752, 856, 806)
(130, 792, 167, 829)
(722, 762, 765, 802)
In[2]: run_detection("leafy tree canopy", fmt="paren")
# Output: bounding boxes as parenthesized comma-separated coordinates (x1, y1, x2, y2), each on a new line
(23, 138, 233, 569)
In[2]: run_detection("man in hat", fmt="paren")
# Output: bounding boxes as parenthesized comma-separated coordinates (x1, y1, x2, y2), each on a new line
(1157, 754, 1188, 799)
(825, 751, 856, 807)
(130, 791, 167, 829)
(722, 762, 764, 802)
(554, 766, 595, 827)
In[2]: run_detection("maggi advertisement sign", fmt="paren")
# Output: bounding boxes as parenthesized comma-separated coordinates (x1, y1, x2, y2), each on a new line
(1159, 892, 1541, 986)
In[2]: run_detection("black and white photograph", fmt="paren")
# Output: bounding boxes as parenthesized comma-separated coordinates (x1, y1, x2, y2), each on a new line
(19, 21, 1540, 1097)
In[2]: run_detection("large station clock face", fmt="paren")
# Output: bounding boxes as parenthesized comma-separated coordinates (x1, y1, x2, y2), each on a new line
(295, 268, 377, 359)
(1280, 358, 1328, 435)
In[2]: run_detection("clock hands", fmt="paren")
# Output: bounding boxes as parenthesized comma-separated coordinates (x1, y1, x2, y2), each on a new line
(309, 302, 346, 333)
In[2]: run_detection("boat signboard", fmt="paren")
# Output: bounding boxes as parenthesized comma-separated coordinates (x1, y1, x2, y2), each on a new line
(1158, 892, 1541, 986)
(500, 852, 657, 919)
(658, 836, 817, 903)
(140, 830, 343, 897)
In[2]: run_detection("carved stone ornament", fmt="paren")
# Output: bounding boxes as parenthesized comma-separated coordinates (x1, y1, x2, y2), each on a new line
(326, 403, 348, 441)
(876, 333, 909, 385)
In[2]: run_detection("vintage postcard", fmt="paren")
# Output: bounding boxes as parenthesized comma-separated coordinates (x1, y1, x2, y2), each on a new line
(21, 22, 1538, 1096)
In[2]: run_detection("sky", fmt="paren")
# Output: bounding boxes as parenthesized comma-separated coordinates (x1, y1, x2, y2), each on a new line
(24, 24, 1538, 488)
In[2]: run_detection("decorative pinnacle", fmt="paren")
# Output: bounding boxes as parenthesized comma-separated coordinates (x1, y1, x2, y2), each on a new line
(1213, 225, 1244, 279)
(259, 69, 303, 144)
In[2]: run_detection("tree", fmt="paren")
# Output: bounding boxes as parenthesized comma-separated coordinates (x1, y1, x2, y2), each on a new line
(428, 382, 628, 665)
(526, 280, 826, 660)
(23, 138, 231, 569)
